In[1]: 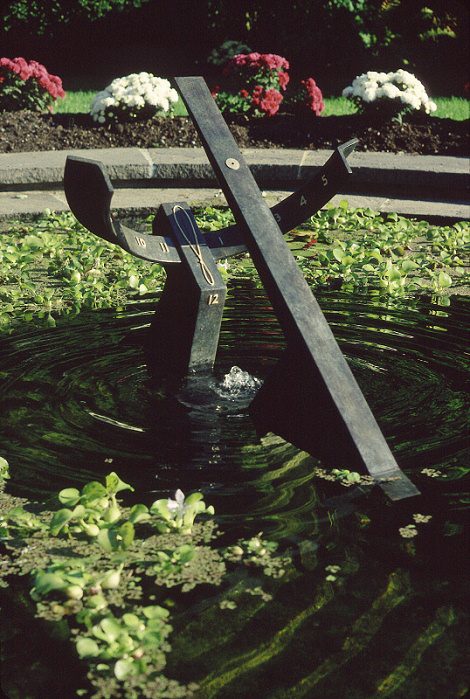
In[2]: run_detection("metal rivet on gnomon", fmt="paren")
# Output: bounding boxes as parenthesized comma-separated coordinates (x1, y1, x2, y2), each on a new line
(225, 158, 240, 170)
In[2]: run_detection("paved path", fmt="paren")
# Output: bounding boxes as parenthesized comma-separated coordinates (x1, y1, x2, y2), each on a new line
(0, 147, 468, 223)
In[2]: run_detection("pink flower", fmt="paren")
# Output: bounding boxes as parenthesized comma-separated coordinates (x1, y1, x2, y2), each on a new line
(301, 78, 325, 116)
(260, 88, 283, 116)
(0, 56, 66, 109)
(12, 57, 32, 81)
(278, 71, 289, 90)
(261, 54, 289, 72)
(240, 89, 249, 98)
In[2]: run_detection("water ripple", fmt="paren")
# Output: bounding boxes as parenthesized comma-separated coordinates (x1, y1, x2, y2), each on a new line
(0, 288, 468, 534)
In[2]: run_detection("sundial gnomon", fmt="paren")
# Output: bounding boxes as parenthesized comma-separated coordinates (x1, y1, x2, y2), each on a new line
(64, 76, 419, 501)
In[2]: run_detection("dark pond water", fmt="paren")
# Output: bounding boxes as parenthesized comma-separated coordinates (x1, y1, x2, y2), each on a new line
(0, 282, 469, 698)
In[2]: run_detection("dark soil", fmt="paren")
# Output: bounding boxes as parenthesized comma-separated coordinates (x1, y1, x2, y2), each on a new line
(0, 110, 468, 156)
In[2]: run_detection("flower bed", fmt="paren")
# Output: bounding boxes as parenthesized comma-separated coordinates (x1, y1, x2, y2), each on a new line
(0, 109, 468, 155)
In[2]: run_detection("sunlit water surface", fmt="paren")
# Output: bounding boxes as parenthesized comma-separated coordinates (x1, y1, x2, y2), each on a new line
(0, 283, 468, 698)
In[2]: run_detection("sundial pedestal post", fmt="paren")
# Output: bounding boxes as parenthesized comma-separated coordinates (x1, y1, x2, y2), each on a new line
(147, 202, 227, 376)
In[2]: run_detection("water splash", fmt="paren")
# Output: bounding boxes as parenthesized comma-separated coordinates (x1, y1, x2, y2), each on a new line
(214, 365, 263, 400)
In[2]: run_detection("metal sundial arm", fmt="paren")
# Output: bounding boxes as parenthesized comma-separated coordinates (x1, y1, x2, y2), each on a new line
(205, 138, 358, 260)
(64, 156, 180, 263)
(65, 138, 358, 264)
(175, 75, 419, 501)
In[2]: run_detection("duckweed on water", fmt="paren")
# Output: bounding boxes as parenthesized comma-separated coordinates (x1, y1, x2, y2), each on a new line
(0, 205, 468, 332)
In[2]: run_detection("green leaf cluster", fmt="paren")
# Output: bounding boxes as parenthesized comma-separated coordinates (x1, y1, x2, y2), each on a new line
(2, 0, 151, 34)
(0, 210, 165, 333)
(0, 467, 291, 697)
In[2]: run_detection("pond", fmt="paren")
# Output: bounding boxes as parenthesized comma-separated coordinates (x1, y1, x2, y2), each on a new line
(0, 281, 469, 698)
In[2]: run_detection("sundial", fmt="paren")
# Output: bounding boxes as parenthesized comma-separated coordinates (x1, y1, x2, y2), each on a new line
(64, 76, 419, 501)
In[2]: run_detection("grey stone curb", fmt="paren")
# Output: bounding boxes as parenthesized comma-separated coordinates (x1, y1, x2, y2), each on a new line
(0, 147, 468, 222)
(0, 147, 468, 192)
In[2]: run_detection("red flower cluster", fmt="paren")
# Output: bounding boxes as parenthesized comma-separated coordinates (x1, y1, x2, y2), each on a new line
(301, 78, 325, 116)
(1, 56, 31, 81)
(213, 49, 325, 120)
(222, 52, 290, 117)
(225, 52, 289, 76)
(0, 57, 65, 112)
(251, 86, 283, 117)
(223, 52, 290, 94)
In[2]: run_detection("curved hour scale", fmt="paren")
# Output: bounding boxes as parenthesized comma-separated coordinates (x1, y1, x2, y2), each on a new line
(64, 76, 419, 501)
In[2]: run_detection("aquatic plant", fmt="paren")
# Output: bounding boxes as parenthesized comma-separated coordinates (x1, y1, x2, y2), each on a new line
(196, 201, 469, 302)
(0, 210, 166, 332)
(1, 206, 467, 334)
(0, 464, 292, 697)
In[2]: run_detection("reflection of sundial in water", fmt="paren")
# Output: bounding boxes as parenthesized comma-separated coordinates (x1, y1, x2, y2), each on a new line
(64, 75, 419, 501)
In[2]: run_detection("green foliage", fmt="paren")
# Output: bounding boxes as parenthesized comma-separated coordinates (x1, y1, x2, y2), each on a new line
(433, 97, 470, 122)
(2, 0, 152, 34)
(0, 468, 291, 697)
(0, 210, 166, 333)
(150, 490, 215, 536)
(49, 472, 136, 549)
(1, 206, 468, 339)
(0, 456, 9, 489)
(207, 39, 252, 67)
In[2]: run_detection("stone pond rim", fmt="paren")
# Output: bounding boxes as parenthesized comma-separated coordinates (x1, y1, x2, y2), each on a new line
(0, 109, 468, 156)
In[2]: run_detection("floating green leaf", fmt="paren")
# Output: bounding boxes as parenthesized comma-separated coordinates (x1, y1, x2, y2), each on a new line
(76, 637, 100, 659)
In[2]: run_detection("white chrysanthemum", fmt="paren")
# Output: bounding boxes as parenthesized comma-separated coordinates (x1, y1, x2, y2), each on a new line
(381, 83, 400, 99)
(90, 73, 178, 123)
(362, 87, 377, 102)
(342, 69, 436, 120)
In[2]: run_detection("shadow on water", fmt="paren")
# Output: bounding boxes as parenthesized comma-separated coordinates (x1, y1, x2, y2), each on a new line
(0, 282, 469, 698)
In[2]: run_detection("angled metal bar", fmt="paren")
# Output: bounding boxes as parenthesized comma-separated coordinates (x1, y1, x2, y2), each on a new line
(175, 75, 419, 500)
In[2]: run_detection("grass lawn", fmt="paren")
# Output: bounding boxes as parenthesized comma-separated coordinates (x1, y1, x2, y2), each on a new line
(55, 90, 469, 121)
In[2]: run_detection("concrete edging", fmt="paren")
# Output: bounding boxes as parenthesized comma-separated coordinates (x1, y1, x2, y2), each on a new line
(0, 147, 468, 222)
